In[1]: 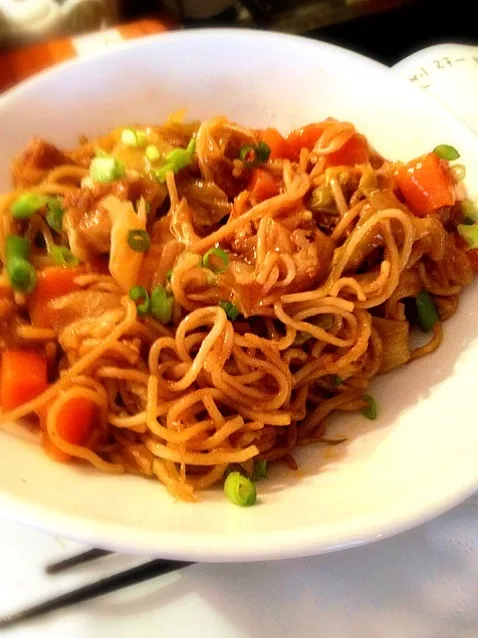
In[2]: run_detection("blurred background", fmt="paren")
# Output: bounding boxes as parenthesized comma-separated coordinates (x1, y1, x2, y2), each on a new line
(0, 0, 476, 89)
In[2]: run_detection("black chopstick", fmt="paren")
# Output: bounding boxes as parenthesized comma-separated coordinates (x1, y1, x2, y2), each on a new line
(0, 558, 194, 629)
(45, 549, 114, 574)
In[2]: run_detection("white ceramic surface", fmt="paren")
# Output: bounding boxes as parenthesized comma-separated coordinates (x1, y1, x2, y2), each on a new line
(1, 29, 478, 562)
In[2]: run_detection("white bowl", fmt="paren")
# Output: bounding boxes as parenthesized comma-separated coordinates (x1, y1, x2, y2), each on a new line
(1, 29, 478, 562)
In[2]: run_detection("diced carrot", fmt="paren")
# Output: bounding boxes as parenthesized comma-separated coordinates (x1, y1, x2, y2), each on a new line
(395, 152, 455, 217)
(0, 350, 48, 411)
(27, 266, 83, 328)
(56, 396, 98, 446)
(286, 123, 325, 157)
(466, 248, 478, 273)
(325, 133, 369, 167)
(40, 396, 97, 463)
(258, 128, 297, 161)
(249, 168, 281, 202)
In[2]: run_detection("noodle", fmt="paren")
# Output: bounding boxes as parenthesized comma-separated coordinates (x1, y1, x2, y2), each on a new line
(0, 115, 473, 502)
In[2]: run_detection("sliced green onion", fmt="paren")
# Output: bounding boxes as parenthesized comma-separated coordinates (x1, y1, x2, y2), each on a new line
(90, 156, 125, 183)
(416, 290, 439, 332)
(362, 394, 378, 420)
(127, 230, 150, 253)
(224, 471, 256, 506)
(202, 247, 228, 273)
(433, 144, 460, 161)
(145, 144, 160, 162)
(5, 235, 36, 293)
(154, 137, 196, 183)
(292, 332, 311, 346)
(136, 131, 147, 147)
(309, 186, 334, 211)
(257, 141, 271, 162)
(187, 137, 196, 155)
(252, 459, 267, 481)
(154, 164, 174, 183)
(121, 128, 148, 148)
(462, 199, 477, 224)
(165, 269, 173, 282)
(331, 375, 343, 387)
(239, 142, 271, 168)
(11, 194, 47, 219)
(150, 285, 174, 324)
(450, 164, 466, 182)
(121, 128, 138, 147)
(219, 300, 239, 320)
(166, 148, 193, 169)
(293, 314, 334, 346)
(50, 245, 79, 267)
(129, 285, 150, 316)
(45, 199, 64, 233)
(239, 144, 258, 167)
(457, 223, 478, 249)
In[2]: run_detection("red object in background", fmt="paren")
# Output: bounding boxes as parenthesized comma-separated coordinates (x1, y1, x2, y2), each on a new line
(0, 18, 174, 93)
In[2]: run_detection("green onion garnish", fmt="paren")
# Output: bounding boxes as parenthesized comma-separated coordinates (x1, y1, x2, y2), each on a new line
(416, 290, 439, 332)
(362, 394, 378, 420)
(121, 128, 147, 148)
(5, 235, 36, 293)
(450, 164, 466, 182)
(224, 471, 257, 506)
(331, 375, 343, 387)
(145, 145, 160, 162)
(462, 199, 477, 224)
(165, 269, 173, 282)
(433, 144, 460, 161)
(129, 285, 150, 316)
(154, 137, 196, 183)
(50, 245, 79, 267)
(127, 230, 150, 253)
(121, 128, 138, 147)
(457, 223, 478, 249)
(292, 314, 334, 346)
(202, 247, 228, 273)
(187, 137, 196, 155)
(293, 332, 312, 346)
(45, 199, 64, 233)
(11, 194, 47, 219)
(154, 165, 173, 183)
(219, 300, 239, 321)
(150, 285, 174, 324)
(90, 156, 126, 183)
(258, 141, 271, 162)
(239, 142, 271, 168)
(252, 459, 267, 481)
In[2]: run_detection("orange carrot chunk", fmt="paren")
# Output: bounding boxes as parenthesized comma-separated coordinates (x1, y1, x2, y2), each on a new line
(395, 152, 455, 216)
(325, 133, 369, 167)
(27, 266, 83, 328)
(0, 350, 48, 411)
(249, 168, 281, 202)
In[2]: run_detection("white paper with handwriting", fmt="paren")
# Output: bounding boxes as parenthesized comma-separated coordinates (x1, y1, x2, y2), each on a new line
(392, 43, 478, 135)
